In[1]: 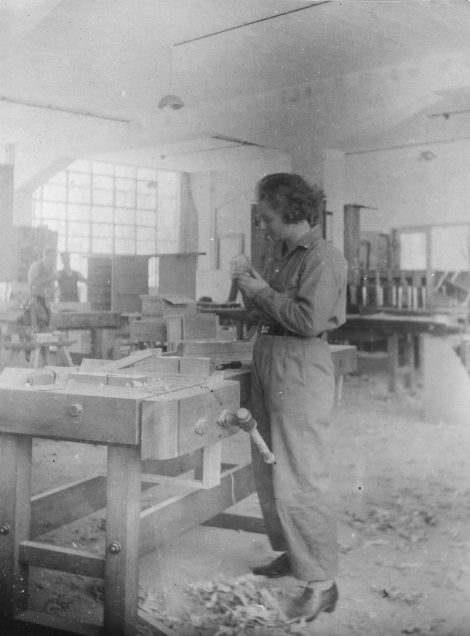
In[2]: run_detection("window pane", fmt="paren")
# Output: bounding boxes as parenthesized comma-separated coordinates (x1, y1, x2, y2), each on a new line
(92, 237, 113, 253)
(69, 172, 91, 188)
(43, 184, 66, 201)
(137, 180, 154, 194)
(137, 167, 157, 181)
(69, 186, 91, 204)
(92, 207, 113, 223)
(137, 210, 157, 226)
(137, 241, 155, 255)
(116, 178, 135, 192)
(68, 235, 90, 253)
(93, 224, 114, 239)
(93, 188, 114, 206)
(115, 239, 135, 254)
(115, 208, 135, 225)
(68, 204, 91, 221)
(115, 191, 135, 208)
(93, 174, 114, 189)
(49, 172, 66, 186)
(44, 220, 66, 235)
(58, 236, 67, 252)
(115, 225, 135, 239)
(137, 193, 156, 210)
(158, 227, 177, 242)
(137, 226, 153, 241)
(42, 201, 67, 220)
(68, 222, 90, 237)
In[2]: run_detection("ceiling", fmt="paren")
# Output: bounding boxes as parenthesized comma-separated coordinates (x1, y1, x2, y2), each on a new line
(1, 0, 470, 186)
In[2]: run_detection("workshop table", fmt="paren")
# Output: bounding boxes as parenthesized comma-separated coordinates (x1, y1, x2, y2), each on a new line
(0, 343, 356, 636)
(330, 311, 460, 392)
(0, 310, 122, 363)
(51, 310, 122, 358)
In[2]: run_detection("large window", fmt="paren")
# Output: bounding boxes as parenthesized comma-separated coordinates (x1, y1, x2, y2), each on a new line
(33, 160, 181, 257)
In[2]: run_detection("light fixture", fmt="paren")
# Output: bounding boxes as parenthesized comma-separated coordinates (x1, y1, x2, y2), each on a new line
(158, 46, 184, 111)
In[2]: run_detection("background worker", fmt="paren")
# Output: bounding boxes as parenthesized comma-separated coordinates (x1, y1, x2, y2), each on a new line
(57, 252, 87, 302)
(27, 246, 58, 330)
(234, 173, 348, 622)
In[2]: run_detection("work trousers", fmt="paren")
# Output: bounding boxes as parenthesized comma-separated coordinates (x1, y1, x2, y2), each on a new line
(250, 334, 338, 582)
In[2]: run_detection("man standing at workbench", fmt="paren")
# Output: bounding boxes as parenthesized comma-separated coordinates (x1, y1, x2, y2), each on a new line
(234, 173, 347, 622)
(57, 252, 87, 302)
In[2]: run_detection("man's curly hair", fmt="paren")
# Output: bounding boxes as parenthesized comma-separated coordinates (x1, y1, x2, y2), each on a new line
(256, 173, 324, 226)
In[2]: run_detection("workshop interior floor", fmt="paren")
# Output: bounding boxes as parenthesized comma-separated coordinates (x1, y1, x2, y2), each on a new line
(16, 352, 470, 635)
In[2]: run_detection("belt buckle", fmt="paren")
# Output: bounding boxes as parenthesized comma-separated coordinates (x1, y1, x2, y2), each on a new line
(259, 324, 270, 335)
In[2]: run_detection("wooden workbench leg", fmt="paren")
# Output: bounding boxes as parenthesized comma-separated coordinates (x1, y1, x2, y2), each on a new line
(334, 374, 344, 405)
(104, 445, 142, 636)
(404, 333, 416, 390)
(0, 434, 32, 618)
(387, 333, 399, 393)
(91, 328, 104, 358)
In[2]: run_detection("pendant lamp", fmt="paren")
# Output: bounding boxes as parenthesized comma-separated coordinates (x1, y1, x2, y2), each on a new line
(158, 46, 184, 111)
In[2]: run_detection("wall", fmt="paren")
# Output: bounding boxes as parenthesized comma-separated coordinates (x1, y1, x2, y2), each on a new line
(345, 137, 470, 234)
(192, 153, 291, 302)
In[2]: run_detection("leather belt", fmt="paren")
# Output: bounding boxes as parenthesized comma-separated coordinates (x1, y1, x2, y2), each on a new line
(257, 323, 327, 340)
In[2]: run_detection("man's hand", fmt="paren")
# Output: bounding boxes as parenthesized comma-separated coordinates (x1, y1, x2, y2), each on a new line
(237, 271, 269, 298)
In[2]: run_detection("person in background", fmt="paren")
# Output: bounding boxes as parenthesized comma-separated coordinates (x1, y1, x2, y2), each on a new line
(27, 246, 58, 330)
(57, 252, 87, 302)
(233, 173, 347, 622)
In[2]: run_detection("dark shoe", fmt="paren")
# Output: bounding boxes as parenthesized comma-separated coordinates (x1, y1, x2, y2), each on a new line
(287, 582, 338, 622)
(252, 552, 291, 578)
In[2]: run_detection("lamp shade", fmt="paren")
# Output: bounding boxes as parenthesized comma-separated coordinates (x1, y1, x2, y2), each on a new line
(158, 94, 185, 110)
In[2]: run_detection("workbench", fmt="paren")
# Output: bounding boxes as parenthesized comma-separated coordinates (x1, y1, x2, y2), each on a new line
(330, 311, 460, 392)
(0, 342, 356, 636)
(51, 310, 122, 358)
(0, 309, 121, 363)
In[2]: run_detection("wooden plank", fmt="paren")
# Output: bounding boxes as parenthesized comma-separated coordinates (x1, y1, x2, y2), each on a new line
(201, 441, 222, 488)
(67, 372, 109, 385)
(176, 340, 254, 362)
(0, 434, 32, 618)
(0, 389, 140, 445)
(387, 333, 399, 393)
(139, 462, 254, 555)
(31, 476, 157, 540)
(52, 311, 120, 330)
(132, 355, 179, 373)
(31, 476, 107, 538)
(141, 450, 203, 477)
(19, 541, 105, 579)
(13, 609, 102, 635)
(178, 356, 215, 376)
(141, 397, 179, 460)
(104, 445, 141, 636)
(99, 348, 158, 372)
